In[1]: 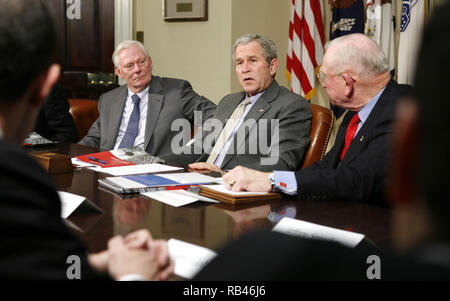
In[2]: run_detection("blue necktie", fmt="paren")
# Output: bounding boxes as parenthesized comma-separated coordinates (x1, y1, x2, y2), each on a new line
(119, 94, 141, 148)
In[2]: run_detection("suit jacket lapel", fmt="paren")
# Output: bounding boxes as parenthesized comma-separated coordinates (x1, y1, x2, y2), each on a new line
(215, 92, 246, 124)
(107, 86, 128, 149)
(220, 81, 279, 168)
(342, 79, 398, 163)
(144, 76, 164, 150)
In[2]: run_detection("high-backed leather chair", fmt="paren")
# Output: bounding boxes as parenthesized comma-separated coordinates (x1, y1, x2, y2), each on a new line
(68, 99, 99, 140)
(300, 103, 334, 169)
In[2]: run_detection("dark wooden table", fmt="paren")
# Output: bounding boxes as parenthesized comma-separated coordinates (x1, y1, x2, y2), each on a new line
(30, 143, 394, 253)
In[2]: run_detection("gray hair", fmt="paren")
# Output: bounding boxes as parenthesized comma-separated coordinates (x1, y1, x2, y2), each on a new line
(232, 34, 278, 65)
(325, 33, 389, 78)
(112, 40, 149, 68)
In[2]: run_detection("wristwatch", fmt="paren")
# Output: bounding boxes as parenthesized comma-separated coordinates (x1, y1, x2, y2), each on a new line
(268, 172, 275, 191)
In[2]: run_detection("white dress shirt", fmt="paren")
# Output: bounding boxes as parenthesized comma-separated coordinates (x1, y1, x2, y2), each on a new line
(214, 91, 264, 168)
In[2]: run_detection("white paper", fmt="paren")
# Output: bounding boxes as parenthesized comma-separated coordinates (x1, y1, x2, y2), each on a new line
(58, 191, 86, 218)
(167, 239, 217, 279)
(160, 172, 220, 184)
(143, 190, 219, 207)
(96, 163, 183, 176)
(200, 184, 270, 196)
(272, 217, 365, 248)
(71, 158, 99, 168)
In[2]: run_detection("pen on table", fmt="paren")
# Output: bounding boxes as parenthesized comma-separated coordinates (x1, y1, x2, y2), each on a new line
(88, 156, 107, 164)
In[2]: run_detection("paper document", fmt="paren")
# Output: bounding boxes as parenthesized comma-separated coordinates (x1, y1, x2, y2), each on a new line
(272, 217, 365, 248)
(200, 184, 270, 196)
(167, 239, 217, 279)
(58, 191, 86, 218)
(156, 173, 219, 184)
(99, 172, 220, 194)
(74, 146, 164, 169)
(143, 190, 219, 207)
(94, 163, 182, 176)
(58, 191, 103, 218)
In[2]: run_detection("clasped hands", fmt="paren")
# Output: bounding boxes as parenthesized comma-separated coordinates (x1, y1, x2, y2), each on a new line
(89, 229, 174, 281)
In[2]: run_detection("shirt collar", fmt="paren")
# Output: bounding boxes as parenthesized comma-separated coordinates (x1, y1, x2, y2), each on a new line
(357, 87, 386, 125)
(245, 90, 265, 105)
(127, 85, 149, 100)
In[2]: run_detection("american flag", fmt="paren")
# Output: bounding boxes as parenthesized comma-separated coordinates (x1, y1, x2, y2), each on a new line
(286, 0, 325, 100)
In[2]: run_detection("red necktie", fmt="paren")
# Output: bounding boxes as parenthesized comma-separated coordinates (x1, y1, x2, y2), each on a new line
(340, 113, 360, 161)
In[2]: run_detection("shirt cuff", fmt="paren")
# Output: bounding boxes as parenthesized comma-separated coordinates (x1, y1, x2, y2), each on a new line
(273, 171, 298, 195)
(119, 274, 148, 281)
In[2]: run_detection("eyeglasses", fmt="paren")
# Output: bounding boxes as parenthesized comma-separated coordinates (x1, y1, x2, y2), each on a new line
(122, 57, 148, 72)
(317, 68, 328, 85)
(317, 68, 339, 85)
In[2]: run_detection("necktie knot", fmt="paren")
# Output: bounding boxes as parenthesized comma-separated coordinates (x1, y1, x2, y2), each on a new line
(241, 97, 251, 106)
(131, 94, 141, 105)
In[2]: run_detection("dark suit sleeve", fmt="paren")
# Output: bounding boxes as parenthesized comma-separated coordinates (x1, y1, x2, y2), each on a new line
(0, 142, 105, 280)
(35, 85, 79, 143)
(178, 80, 216, 127)
(263, 95, 311, 171)
(295, 123, 392, 204)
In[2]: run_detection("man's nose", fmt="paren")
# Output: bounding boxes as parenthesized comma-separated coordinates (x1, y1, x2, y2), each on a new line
(242, 61, 250, 73)
(133, 64, 142, 73)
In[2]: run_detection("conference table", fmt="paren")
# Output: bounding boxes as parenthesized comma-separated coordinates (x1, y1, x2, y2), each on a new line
(29, 143, 394, 255)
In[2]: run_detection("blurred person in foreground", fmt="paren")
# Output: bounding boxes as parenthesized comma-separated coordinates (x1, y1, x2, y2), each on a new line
(0, 0, 172, 280)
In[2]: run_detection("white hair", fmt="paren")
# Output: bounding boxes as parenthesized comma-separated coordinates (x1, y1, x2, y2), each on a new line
(325, 33, 389, 78)
(112, 40, 149, 68)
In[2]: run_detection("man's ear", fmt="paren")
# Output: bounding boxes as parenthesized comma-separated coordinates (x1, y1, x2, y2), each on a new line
(115, 65, 124, 79)
(343, 73, 355, 98)
(269, 58, 278, 77)
(29, 64, 61, 107)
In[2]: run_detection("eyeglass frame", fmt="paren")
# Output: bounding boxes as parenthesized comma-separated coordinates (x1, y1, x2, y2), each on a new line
(317, 67, 340, 85)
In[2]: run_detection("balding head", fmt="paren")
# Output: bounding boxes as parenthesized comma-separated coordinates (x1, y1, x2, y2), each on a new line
(324, 33, 389, 79)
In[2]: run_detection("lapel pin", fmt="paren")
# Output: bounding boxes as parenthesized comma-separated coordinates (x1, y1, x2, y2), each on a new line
(259, 109, 264, 112)
(360, 136, 365, 142)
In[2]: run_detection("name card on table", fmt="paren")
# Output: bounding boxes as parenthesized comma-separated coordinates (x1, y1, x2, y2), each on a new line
(272, 217, 365, 248)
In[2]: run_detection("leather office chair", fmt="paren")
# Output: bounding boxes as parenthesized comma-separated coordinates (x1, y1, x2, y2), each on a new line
(300, 103, 334, 169)
(68, 99, 99, 140)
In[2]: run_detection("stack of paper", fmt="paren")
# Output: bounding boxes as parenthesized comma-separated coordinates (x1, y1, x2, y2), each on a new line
(99, 172, 221, 194)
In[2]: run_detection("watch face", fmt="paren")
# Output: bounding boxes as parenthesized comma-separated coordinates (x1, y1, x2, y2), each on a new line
(269, 173, 275, 185)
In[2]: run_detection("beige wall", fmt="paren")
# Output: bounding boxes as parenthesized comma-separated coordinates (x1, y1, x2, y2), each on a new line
(133, 0, 232, 104)
(133, 0, 291, 103)
(230, 0, 291, 93)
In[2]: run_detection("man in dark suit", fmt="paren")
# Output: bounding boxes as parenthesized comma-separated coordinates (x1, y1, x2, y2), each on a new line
(35, 84, 78, 143)
(79, 40, 216, 156)
(196, 2, 450, 279)
(0, 0, 173, 280)
(222, 33, 401, 206)
(162, 34, 311, 172)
